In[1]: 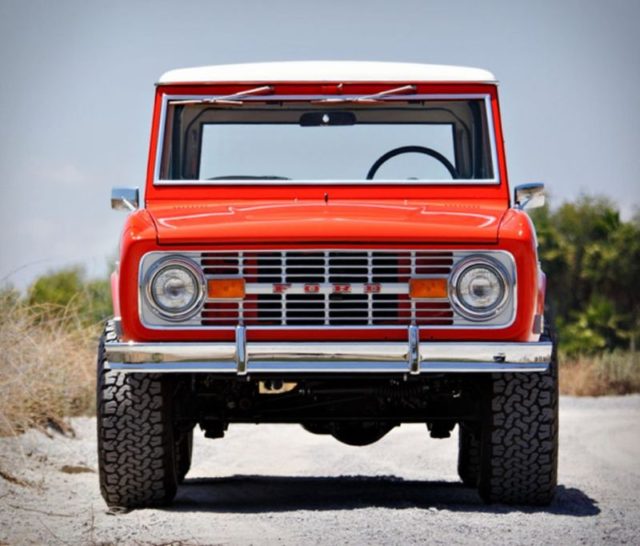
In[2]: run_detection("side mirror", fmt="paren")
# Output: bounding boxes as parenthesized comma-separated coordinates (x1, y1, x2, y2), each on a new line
(514, 183, 545, 210)
(111, 187, 139, 211)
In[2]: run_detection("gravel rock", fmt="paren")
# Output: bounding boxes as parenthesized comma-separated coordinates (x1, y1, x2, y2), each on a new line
(0, 395, 639, 545)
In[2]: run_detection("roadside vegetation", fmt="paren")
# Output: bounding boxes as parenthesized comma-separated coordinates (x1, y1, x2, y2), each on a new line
(0, 195, 638, 434)
(0, 270, 105, 436)
(560, 351, 640, 396)
(530, 196, 640, 395)
(531, 195, 640, 355)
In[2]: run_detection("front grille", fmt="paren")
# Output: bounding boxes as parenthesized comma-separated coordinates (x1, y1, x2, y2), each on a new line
(199, 250, 454, 327)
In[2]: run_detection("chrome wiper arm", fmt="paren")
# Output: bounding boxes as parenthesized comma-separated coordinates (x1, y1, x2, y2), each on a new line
(170, 85, 274, 106)
(313, 84, 417, 104)
(170, 84, 416, 106)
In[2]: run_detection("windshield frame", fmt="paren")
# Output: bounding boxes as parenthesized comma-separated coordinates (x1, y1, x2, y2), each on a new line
(153, 93, 500, 186)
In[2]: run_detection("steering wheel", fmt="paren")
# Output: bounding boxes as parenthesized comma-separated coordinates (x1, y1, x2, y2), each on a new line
(366, 145, 459, 180)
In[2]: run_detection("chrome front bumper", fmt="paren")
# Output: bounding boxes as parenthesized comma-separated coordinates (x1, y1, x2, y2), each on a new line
(105, 325, 551, 374)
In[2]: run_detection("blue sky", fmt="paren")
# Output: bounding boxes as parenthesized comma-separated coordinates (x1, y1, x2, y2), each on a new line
(0, 0, 638, 289)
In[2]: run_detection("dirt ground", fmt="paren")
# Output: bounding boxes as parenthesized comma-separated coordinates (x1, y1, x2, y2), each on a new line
(1, 395, 639, 545)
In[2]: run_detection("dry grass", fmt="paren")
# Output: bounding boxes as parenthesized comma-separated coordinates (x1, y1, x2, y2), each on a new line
(560, 351, 640, 396)
(0, 295, 99, 436)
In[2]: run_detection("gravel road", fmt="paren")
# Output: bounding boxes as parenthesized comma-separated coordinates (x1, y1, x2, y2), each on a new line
(1, 395, 639, 545)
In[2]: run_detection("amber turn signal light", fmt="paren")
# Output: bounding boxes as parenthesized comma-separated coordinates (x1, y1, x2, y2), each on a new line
(208, 278, 246, 299)
(409, 278, 448, 299)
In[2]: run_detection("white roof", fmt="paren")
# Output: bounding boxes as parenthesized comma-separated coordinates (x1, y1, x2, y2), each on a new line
(158, 61, 496, 85)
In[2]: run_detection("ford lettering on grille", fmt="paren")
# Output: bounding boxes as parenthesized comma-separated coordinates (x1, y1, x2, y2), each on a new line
(199, 250, 455, 327)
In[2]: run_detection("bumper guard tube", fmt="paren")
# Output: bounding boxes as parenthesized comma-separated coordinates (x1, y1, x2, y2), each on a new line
(105, 325, 552, 375)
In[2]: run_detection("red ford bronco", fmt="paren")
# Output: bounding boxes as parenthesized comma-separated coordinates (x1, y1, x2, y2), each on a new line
(99, 61, 557, 509)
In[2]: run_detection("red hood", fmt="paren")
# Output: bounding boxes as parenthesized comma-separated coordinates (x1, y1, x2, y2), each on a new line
(147, 199, 507, 245)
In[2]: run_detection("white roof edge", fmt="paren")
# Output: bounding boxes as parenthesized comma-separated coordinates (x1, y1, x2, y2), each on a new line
(158, 61, 496, 85)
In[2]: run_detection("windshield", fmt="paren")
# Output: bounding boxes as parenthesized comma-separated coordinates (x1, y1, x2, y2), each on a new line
(158, 97, 496, 183)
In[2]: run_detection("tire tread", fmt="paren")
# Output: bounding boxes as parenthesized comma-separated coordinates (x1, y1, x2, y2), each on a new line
(97, 322, 177, 509)
(478, 325, 559, 505)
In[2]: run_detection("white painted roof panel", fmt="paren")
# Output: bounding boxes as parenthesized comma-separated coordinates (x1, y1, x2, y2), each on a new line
(158, 61, 496, 85)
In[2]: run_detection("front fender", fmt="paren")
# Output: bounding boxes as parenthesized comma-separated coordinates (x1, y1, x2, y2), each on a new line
(498, 208, 541, 341)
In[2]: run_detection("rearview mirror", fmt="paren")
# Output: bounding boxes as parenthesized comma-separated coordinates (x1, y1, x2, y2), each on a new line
(111, 187, 139, 211)
(299, 111, 356, 126)
(514, 183, 545, 210)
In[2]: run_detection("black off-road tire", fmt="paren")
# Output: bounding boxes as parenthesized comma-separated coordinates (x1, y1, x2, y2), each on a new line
(175, 428, 193, 483)
(97, 323, 178, 509)
(478, 325, 558, 505)
(457, 424, 481, 487)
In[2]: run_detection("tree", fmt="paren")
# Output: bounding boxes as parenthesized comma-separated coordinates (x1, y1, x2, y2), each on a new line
(531, 195, 639, 354)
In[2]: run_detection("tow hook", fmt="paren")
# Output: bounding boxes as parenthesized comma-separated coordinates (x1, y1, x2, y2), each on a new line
(259, 380, 298, 394)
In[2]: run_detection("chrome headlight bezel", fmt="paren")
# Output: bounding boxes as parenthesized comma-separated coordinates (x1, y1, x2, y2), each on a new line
(449, 255, 511, 322)
(144, 256, 206, 321)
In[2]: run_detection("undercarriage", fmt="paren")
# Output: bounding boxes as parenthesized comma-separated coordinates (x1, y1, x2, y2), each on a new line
(173, 374, 484, 445)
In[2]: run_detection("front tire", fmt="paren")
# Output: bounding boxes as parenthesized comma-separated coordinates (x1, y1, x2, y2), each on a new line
(478, 326, 558, 505)
(97, 323, 178, 509)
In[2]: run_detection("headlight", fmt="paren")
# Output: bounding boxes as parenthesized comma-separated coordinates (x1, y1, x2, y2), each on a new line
(450, 256, 510, 321)
(145, 257, 205, 321)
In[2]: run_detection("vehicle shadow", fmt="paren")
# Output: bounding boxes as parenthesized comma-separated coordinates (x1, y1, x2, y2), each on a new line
(171, 475, 599, 516)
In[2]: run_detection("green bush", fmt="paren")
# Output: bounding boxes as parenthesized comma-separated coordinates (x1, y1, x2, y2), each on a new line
(531, 196, 640, 355)
(26, 267, 112, 326)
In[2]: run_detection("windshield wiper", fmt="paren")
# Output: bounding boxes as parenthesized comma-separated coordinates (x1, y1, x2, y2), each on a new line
(170, 85, 274, 106)
(170, 84, 417, 106)
(312, 84, 417, 104)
